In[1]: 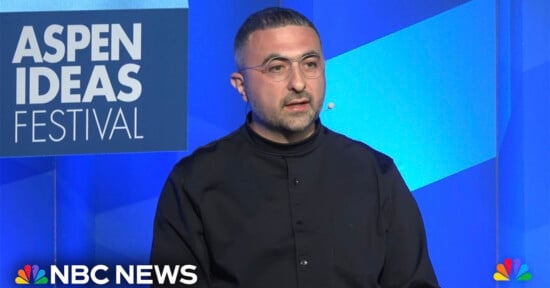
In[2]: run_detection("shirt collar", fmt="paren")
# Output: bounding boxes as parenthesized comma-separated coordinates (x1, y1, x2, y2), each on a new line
(241, 113, 324, 157)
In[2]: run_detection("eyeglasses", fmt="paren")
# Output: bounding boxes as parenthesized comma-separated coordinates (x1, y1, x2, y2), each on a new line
(240, 53, 324, 82)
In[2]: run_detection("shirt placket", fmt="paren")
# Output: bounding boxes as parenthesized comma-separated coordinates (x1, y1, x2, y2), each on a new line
(285, 157, 310, 288)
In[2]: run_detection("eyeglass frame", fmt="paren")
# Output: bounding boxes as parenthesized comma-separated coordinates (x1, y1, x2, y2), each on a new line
(238, 52, 325, 82)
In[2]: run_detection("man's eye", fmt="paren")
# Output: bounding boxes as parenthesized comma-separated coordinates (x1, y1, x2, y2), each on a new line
(301, 56, 321, 70)
(267, 63, 287, 73)
(303, 61, 318, 69)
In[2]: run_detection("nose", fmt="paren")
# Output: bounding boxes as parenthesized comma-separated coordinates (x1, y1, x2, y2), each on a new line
(286, 62, 306, 92)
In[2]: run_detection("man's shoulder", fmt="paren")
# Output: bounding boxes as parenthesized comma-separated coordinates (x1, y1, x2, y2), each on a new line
(323, 127, 394, 174)
(173, 127, 244, 172)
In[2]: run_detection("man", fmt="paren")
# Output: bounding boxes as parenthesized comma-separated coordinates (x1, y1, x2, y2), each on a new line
(151, 7, 439, 288)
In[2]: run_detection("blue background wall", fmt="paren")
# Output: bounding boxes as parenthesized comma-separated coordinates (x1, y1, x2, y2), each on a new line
(1, 0, 548, 287)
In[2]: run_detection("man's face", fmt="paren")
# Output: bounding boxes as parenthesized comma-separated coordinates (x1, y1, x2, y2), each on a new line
(232, 25, 326, 142)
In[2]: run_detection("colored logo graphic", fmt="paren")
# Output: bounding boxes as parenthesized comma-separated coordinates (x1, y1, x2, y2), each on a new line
(15, 264, 48, 284)
(493, 258, 532, 281)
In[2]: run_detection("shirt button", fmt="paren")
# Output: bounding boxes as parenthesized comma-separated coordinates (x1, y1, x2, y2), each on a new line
(294, 178, 300, 185)
(296, 220, 304, 226)
(299, 259, 309, 266)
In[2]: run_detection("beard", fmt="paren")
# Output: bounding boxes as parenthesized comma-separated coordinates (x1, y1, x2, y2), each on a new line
(249, 91, 322, 134)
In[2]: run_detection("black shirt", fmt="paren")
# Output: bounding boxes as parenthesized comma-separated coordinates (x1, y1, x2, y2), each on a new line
(151, 119, 439, 288)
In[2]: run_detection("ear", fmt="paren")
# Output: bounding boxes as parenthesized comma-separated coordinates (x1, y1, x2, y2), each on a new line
(230, 72, 248, 102)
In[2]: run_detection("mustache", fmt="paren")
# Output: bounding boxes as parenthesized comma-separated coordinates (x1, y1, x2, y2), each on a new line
(281, 92, 313, 106)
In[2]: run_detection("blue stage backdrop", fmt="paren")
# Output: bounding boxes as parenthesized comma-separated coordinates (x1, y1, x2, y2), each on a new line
(0, 0, 548, 287)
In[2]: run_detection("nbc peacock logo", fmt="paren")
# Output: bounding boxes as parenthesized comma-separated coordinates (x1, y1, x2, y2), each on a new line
(15, 264, 49, 284)
(493, 258, 532, 281)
